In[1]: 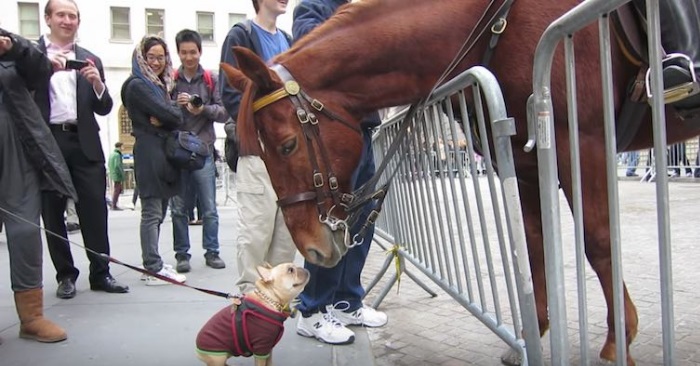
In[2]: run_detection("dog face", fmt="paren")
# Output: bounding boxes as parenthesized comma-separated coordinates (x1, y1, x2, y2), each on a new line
(255, 263, 310, 305)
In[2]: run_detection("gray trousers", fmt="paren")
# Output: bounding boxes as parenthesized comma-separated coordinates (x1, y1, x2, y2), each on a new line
(234, 156, 297, 294)
(0, 110, 43, 291)
(140, 197, 166, 272)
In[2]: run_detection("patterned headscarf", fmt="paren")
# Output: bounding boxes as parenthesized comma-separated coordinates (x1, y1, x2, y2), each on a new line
(130, 35, 174, 99)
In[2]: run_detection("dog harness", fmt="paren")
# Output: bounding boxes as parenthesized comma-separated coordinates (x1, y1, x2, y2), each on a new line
(196, 296, 290, 359)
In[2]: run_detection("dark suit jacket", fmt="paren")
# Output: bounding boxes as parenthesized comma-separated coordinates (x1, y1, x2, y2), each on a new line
(34, 37, 113, 163)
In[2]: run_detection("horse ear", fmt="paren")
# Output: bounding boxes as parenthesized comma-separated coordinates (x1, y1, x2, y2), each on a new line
(219, 62, 250, 93)
(233, 46, 279, 94)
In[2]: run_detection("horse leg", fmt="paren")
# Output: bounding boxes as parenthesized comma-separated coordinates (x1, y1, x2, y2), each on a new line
(557, 138, 639, 366)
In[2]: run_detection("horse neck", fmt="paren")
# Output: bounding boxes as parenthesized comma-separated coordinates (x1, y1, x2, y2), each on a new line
(277, 0, 486, 116)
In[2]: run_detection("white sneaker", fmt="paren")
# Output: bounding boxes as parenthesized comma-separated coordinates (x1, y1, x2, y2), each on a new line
(145, 264, 187, 286)
(333, 304, 388, 327)
(296, 311, 355, 345)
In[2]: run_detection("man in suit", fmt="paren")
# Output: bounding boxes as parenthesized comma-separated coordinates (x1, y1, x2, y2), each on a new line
(35, 0, 128, 299)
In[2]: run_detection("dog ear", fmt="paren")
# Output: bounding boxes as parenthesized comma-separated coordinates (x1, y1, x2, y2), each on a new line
(256, 265, 273, 283)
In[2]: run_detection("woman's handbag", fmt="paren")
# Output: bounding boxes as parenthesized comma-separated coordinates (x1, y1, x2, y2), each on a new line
(164, 131, 211, 171)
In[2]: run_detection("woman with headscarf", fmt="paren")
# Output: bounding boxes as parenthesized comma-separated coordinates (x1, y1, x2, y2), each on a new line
(121, 35, 186, 286)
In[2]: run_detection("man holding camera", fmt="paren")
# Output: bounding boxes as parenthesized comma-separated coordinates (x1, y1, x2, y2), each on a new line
(170, 29, 229, 273)
(35, 0, 128, 299)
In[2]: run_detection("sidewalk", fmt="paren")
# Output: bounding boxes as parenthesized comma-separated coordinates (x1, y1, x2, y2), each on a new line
(0, 204, 374, 366)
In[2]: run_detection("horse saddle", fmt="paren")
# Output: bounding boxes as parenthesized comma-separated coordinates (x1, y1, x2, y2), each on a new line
(611, 3, 700, 151)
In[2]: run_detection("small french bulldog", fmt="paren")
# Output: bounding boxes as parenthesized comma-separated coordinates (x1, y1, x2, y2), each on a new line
(195, 263, 310, 366)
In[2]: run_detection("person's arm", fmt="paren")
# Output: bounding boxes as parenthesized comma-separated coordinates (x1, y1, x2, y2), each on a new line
(204, 72, 232, 123)
(292, 2, 337, 40)
(219, 26, 249, 120)
(0, 30, 53, 91)
(126, 79, 183, 131)
(84, 55, 113, 116)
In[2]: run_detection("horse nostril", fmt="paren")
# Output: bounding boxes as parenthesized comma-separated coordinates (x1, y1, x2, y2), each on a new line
(307, 249, 326, 265)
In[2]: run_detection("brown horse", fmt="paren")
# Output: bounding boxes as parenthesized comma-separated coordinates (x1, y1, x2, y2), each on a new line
(220, 0, 700, 364)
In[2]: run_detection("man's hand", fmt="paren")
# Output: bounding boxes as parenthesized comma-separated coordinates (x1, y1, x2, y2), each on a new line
(49, 53, 68, 72)
(0, 36, 13, 56)
(186, 102, 204, 116)
(149, 116, 162, 127)
(80, 59, 104, 94)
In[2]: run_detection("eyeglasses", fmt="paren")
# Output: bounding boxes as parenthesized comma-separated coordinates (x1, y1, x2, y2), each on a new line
(146, 55, 166, 63)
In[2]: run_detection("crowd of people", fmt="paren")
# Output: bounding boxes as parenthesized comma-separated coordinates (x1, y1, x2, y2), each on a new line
(0, 0, 386, 348)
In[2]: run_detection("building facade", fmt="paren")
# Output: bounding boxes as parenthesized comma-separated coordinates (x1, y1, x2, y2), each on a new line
(0, 0, 300, 156)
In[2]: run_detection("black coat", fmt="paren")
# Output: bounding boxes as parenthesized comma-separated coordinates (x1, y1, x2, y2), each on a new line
(0, 31, 77, 201)
(34, 37, 113, 163)
(121, 76, 183, 199)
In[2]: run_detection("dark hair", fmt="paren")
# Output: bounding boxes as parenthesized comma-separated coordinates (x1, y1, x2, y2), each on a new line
(175, 29, 202, 52)
(44, 0, 80, 19)
(142, 37, 168, 57)
(252, 0, 260, 13)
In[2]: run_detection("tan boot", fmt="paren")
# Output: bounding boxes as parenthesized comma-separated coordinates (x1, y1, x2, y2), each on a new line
(14, 288, 67, 343)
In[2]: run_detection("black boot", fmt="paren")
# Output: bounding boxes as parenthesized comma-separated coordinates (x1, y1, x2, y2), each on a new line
(656, 0, 700, 111)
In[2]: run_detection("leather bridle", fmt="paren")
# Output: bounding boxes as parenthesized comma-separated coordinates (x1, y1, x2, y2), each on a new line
(252, 64, 367, 247)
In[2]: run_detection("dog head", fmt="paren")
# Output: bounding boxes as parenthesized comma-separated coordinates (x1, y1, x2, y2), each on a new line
(255, 262, 310, 306)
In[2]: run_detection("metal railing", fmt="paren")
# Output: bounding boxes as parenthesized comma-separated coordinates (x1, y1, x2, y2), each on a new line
(530, 0, 677, 364)
(370, 66, 541, 365)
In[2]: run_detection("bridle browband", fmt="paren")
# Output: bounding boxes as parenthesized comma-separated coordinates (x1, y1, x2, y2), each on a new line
(253, 64, 371, 247)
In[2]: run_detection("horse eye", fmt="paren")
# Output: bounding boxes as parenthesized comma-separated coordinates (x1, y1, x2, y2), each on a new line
(280, 138, 297, 156)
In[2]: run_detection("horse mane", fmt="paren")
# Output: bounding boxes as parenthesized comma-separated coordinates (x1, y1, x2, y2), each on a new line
(236, 78, 264, 157)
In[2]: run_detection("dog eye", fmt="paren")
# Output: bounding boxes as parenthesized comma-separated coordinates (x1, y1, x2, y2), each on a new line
(287, 267, 294, 274)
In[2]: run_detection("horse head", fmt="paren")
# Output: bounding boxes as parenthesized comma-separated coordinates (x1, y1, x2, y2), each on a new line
(221, 48, 365, 268)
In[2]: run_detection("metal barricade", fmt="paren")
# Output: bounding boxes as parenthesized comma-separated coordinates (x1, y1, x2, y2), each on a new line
(531, 0, 678, 364)
(370, 66, 541, 365)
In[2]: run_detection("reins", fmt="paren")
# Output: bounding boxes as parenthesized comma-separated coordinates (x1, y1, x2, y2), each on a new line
(0, 204, 234, 300)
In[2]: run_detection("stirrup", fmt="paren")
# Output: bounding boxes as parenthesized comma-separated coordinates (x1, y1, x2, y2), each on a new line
(645, 53, 700, 104)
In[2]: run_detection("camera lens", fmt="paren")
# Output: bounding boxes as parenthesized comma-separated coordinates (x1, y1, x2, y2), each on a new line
(189, 94, 203, 108)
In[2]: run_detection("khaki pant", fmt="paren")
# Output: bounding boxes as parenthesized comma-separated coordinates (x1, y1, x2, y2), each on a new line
(234, 156, 297, 293)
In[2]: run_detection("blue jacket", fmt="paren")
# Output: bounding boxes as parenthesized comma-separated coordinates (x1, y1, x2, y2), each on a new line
(292, 0, 350, 40)
(292, 0, 380, 128)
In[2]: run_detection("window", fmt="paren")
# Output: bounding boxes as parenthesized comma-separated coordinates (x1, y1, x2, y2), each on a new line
(119, 105, 133, 136)
(110, 7, 131, 41)
(145, 8, 165, 37)
(229, 13, 246, 29)
(197, 12, 215, 43)
(18, 2, 40, 39)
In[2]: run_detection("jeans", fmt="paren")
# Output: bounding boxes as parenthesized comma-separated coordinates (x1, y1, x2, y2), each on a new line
(171, 156, 219, 259)
(297, 128, 376, 315)
(625, 151, 640, 175)
(140, 197, 166, 272)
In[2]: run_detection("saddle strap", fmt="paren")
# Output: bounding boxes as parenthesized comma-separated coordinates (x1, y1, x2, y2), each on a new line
(611, 3, 648, 67)
(616, 68, 650, 152)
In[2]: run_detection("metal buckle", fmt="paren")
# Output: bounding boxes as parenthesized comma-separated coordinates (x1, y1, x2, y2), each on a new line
(311, 99, 324, 111)
(313, 172, 324, 188)
(297, 109, 309, 124)
(61, 124, 73, 132)
(329, 176, 338, 190)
(491, 18, 507, 34)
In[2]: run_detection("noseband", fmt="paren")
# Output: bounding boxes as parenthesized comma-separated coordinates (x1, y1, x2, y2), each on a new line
(252, 64, 365, 247)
